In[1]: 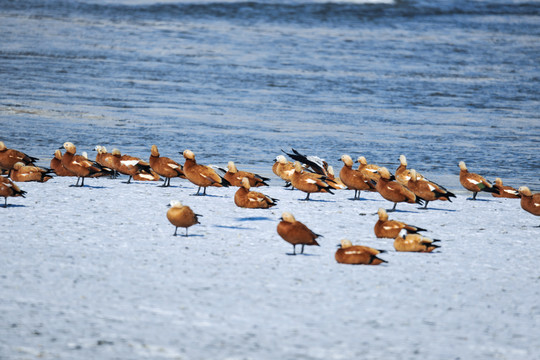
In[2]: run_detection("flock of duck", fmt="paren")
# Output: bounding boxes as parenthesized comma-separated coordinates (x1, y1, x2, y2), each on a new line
(1, 141, 538, 265)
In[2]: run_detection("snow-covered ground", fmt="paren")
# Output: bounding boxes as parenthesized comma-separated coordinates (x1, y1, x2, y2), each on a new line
(1, 175, 539, 359)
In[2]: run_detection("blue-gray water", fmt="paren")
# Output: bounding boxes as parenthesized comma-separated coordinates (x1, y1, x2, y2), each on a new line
(1, 0, 539, 189)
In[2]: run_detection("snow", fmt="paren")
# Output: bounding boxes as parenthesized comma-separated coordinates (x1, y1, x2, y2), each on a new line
(1, 175, 539, 359)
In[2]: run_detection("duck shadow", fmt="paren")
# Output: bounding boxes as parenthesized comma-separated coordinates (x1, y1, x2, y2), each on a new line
(2, 204, 26, 208)
(465, 198, 495, 202)
(418, 207, 457, 212)
(381, 209, 420, 214)
(189, 193, 226, 198)
(286, 253, 321, 257)
(214, 225, 254, 230)
(348, 197, 379, 202)
(298, 198, 336, 203)
(70, 185, 108, 189)
(237, 216, 273, 222)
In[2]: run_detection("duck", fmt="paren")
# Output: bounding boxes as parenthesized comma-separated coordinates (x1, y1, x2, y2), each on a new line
(335, 239, 387, 265)
(395, 155, 424, 186)
(82, 151, 110, 178)
(492, 178, 520, 198)
(149, 145, 185, 187)
(277, 212, 321, 255)
(182, 149, 230, 195)
(459, 161, 499, 200)
(357, 156, 381, 183)
(406, 169, 455, 209)
(50, 150, 76, 177)
(326, 166, 347, 190)
(9, 162, 53, 182)
(111, 149, 159, 183)
(518, 186, 540, 217)
(374, 208, 427, 238)
(339, 154, 376, 200)
(94, 146, 118, 178)
(166, 200, 201, 236)
(394, 229, 441, 252)
(0, 141, 39, 171)
(282, 148, 328, 176)
(0, 176, 26, 207)
(290, 161, 334, 200)
(224, 161, 269, 187)
(234, 177, 277, 209)
(375, 167, 423, 211)
(272, 155, 295, 187)
(60, 142, 111, 186)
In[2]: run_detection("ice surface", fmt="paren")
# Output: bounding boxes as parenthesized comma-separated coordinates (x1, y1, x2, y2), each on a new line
(1, 176, 539, 359)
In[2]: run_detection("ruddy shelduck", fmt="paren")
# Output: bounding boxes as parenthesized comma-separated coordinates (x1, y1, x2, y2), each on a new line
(339, 154, 376, 200)
(459, 161, 499, 200)
(492, 178, 520, 199)
(518, 186, 540, 218)
(290, 161, 334, 200)
(375, 167, 423, 211)
(335, 239, 387, 265)
(224, 161, 269, 187)
(60, 142, 111, 186)
(149, 145, 185, 187)
(50, 150, 75, 177)
(94, 146, 118, 178)
(277, 212, 321, 255)
(112, 149, 159, 183)
(406, 169, 455, 209)
(234, 177, 277, 209)
(182, 149, 230, 195)
(0, 176, 26, 207)
(0, 141, 38, 171)
(374, 208, 427, 239)
(395, 155, 424, 186)
(272, 155, 295, 185)
(394, 229, 441, 253)
(357, 156, 380, 183)
(9, 162, 53, 182)
(166, 200, 201, 236)
(326, 166, 347, 190)
(283, 148, 328, 176)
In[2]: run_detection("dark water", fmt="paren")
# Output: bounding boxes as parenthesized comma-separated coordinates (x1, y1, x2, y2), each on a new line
(1, 0, 539, 189)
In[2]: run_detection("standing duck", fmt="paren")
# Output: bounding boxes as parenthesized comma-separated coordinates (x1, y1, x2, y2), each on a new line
(375, 167, 424, 211)
(459, 161, 499, 200)
(182, 149, 230, 195)
(149, 145, 185, 187)
(339, 154, 376, 200)
(406, 169, 455, 209)
(277, 212, 321, 255)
